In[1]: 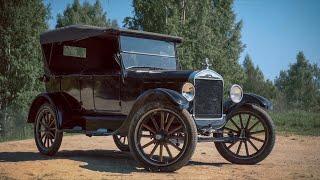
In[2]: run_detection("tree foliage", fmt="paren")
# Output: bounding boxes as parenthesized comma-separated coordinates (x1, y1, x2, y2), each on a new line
(275, 52, 320, 111)
(56, 0, 118, 28)
(242, 54, 278, 100)
(0, 0, 49, 139)
(124, 0, 245, 87)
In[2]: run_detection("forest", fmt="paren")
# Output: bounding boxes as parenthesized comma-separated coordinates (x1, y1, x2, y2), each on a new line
(0, 0, 319, 141)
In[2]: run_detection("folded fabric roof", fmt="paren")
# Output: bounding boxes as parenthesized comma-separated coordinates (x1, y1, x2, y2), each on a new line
(40, 24, 183, 44)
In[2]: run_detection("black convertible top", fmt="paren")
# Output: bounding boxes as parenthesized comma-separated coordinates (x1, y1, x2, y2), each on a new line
(40, 24, 183, 44)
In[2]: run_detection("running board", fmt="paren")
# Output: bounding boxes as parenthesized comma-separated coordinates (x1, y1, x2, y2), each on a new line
(86, 128, 113, 136)
(63, 127, 113, 136)
(198, 136, 238, 143)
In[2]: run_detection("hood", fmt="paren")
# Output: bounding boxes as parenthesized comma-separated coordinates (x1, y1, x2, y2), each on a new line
(125, 69, 195, 92)
(123, 68, 224, 98)
(125, 69, 195, 83)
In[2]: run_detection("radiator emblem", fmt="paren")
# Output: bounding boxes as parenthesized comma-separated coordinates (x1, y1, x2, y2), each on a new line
(205, 58, 211, 70)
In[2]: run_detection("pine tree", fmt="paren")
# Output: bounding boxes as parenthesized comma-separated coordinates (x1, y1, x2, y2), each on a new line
(243, 54, 257, 93)
(56, 0, 118, 28)
(275, 51, 319, 111)
(242, 54, 278, 100)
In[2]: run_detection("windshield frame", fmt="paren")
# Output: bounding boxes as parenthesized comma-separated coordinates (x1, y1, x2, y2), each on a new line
(119, 35, 178, 70)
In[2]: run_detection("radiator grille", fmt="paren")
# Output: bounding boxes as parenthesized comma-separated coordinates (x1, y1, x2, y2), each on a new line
(194, 79, 223, 118)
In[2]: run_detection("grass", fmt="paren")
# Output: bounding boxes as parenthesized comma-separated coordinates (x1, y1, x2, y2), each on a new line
(0, 125, 34, 142)
(270, 111, 320, 136)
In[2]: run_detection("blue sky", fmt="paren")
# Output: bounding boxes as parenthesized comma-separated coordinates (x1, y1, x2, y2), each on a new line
(44, 0, 320, 80)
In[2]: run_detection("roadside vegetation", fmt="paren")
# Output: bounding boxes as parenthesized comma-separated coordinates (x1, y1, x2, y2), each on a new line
(271, 111, 320, 136)
(0, 0, 319, 142)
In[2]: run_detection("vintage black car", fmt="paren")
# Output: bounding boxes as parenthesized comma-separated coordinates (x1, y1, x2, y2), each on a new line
(27, 25, 275, 172)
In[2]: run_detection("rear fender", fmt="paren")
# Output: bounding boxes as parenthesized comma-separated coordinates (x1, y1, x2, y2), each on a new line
(27, 92, 76, 129)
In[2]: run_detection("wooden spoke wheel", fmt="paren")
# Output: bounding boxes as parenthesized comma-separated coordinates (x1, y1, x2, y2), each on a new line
(215, 104, 275, 164)
(113, 135, 130, 152)
(128, 102, 197, 172)
(34, 103, 63, 156)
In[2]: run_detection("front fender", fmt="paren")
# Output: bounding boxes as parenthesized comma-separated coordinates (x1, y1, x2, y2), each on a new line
(153, 88, 189, 109)
(117, 88, 189, 135)
(224, 93, 273, 114)
(132, 88, 189, 111)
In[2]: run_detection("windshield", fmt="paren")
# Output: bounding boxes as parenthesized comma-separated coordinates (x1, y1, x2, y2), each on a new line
(120, 36, 177, 70)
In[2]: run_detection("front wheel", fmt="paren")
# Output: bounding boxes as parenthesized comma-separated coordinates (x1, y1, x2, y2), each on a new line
(128, 102, 197, 172)
(215, 104, 275, 164)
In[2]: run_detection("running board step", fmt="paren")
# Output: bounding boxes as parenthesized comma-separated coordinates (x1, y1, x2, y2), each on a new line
(63, 127, 113, 136)
(198, 136, 239, 143)
(86, 128, 113, 136)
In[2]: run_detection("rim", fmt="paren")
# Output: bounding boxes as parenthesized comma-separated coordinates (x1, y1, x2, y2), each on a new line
(116, 135, 128, 146)
(36, 107, 57, 149)
(134, 108, 188, 166)
(221, 111, 268, 158)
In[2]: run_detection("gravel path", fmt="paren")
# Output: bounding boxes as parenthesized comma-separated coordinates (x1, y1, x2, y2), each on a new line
(0, 134, 319, 179)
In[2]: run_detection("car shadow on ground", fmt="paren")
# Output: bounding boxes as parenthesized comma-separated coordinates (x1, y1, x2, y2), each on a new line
(188, 161, 229, 167)
(59, 149, 141, 174)
(0, 150, 140, 174)
(0, 150, 228, 173)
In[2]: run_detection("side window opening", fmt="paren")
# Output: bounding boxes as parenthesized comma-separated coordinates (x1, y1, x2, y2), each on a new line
(63, 46, 86, 58)
(48, 36, 120, 75)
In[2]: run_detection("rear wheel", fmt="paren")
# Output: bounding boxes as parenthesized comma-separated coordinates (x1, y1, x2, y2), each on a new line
(34, 103, 63, 156)
(128, 102, 197, 172)
(113, 135, 130, 152)
(215, 104, 275, 164)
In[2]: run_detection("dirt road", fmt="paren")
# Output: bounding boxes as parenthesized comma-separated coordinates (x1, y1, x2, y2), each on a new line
(0, 134, 319, 179)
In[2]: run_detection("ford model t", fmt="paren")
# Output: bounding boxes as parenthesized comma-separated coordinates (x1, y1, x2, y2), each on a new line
(28, 25, 275, 172)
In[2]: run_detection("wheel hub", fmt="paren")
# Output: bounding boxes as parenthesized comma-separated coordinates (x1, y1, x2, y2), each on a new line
(155, 132, 167, 141)
(155, 134, 163, 140)
(239, 128, 248, 140)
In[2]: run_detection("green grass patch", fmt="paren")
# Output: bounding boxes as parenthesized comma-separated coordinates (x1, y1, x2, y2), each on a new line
(0, 125, 34, 142)
(270, 111, 320, 136)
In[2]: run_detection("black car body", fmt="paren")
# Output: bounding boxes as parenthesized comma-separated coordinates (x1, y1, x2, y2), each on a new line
(27, 25, 275, 172)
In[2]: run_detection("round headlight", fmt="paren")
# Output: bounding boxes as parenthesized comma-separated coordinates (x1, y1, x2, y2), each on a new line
(182, 82, 195, 101)
(230, 84, 243, 103)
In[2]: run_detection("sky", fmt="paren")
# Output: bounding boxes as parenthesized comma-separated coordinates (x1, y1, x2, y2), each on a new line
(44, 0, 320, 80)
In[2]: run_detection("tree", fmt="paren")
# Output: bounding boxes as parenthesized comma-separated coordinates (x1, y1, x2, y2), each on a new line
(0, 0, 49, 139)
(243, 54, 263, 93)
(124, 0, 245, 87)
(242, 54, 278, 100)
(275, 52, 320, 111)
(56, 0, 118, 28)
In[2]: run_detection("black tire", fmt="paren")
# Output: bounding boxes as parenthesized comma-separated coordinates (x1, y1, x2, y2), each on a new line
(34, 103, 63, 156)
(113, 135, 130, 152)
(215, 104, 275, 164)
(128, 102, 197, 172)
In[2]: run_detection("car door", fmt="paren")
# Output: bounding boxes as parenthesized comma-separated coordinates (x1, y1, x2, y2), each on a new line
(60, 76, 81, 110)
(80, 75, 95, 111)
(93, 73, 121, 112)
